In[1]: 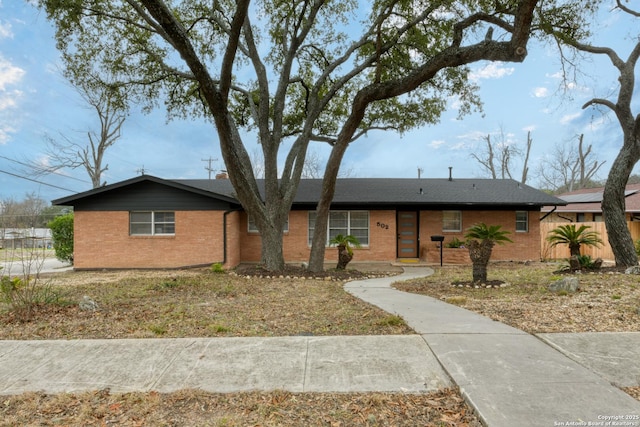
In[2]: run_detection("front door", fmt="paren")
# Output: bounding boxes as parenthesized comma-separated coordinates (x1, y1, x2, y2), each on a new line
(397, 211, 418, 258)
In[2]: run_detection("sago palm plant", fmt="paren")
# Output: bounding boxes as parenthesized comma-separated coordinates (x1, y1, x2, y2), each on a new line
(546, 224, 603, 257)
(465, 223, 513, 283)
(329, 234, 361, 270)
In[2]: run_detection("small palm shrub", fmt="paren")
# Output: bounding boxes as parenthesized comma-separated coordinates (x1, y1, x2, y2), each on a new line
(546, 224, 602, 257)
(465, 223, 512, 283)
(329, 234, 361, 270)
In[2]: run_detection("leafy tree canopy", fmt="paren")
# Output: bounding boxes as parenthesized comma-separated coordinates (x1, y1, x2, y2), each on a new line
(37, 0, 601, 271)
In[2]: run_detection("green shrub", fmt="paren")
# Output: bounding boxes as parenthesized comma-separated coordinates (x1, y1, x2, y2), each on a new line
(577, 254, 597, 269)
(445, 237, 465, 248)
(0, 275, 60, 321)
(48, 213, 74, 264)
(211, 262, 225, 273)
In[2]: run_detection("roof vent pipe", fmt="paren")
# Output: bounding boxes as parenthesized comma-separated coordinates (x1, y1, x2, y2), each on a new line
(448, 166, 452, 181)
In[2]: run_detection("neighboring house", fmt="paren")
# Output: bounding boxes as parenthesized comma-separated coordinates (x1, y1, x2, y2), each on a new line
(0, 228, 52, 250)
(541, 184, 640, 260)
(52, 175, 565, 269)
(541, 183, 640, 223)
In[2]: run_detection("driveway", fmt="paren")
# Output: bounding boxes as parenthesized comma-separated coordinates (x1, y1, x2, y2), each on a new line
(1, 257, 72, 276)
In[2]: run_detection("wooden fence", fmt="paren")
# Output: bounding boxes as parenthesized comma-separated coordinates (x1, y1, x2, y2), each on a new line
(540, 221, 640, 261)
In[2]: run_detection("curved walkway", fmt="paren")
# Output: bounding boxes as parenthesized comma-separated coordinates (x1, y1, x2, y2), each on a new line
(346, 267, 640, 427)
(0, 267, 638, 426)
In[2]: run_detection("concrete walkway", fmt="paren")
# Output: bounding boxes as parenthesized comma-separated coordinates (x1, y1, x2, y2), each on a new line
(345, 267, 640, 427)
(0, 267, 638, 426)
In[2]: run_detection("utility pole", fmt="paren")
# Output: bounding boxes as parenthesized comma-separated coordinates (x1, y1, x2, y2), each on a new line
(202, 157, 218, 180)
(417, 167, 423, 179)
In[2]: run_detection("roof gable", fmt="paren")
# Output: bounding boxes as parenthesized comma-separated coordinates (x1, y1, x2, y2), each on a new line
(53, 175, 240, 210)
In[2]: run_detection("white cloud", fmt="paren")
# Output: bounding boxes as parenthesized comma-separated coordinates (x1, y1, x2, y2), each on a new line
(522, 125, 536, 132)
(560, 112, 581, 125)
(0, 89, 21, 110)
(532, 87, 549, 98)
(429, 140, 445, 149)
(0, 125, 15, 145)
(0, 56, 25, 90)
(0, 56, 25, 145)
(469, 62, 515, 82)
(0, 21, 12, 39)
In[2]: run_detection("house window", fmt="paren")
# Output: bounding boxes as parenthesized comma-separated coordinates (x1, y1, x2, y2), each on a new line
(247, 215, 289, 233)
(593, 213, 603, 222)
(442, 211, 462, 232)
(308, 211, 369, 246)
(515, 211, 528, 232)
(576, 213, 586, 222)
(130, 211, 175, 235)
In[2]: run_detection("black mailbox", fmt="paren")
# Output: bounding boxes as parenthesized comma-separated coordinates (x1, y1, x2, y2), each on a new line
(430, 235, 445, 266)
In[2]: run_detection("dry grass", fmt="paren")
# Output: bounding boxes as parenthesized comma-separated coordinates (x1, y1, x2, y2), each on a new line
(394, 261, 640, 334)
(2, 261, 638, 423)
(0, 267, 414, 339)
(0, 266, 485, 426)
(0, 388, 482, 427)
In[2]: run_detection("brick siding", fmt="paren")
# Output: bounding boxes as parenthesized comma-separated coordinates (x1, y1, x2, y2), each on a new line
(73, 208, 541, 269)
(74, 211, 226, 269)
(420, 210, 541, 263)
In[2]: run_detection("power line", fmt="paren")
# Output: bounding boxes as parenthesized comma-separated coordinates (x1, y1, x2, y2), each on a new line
(201, 157, 218, 179)
(0, 169, 78, 192)
(0, 155, 90, 184)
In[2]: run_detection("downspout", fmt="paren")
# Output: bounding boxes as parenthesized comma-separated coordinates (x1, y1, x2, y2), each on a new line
(540, 206, 557, 221)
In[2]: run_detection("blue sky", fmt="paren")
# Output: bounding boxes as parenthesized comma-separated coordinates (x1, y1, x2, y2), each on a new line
(0, 1, 638, 203)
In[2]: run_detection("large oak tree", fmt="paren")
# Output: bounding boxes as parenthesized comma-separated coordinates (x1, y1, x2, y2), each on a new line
(38, 0, 595, 271)
(547, 0, 639, 266)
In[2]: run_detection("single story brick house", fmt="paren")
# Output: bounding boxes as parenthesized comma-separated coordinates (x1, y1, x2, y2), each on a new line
(52, 175, 565, 269)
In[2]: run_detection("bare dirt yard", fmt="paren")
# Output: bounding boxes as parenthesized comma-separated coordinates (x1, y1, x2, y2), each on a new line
(1, 261, 638, 425)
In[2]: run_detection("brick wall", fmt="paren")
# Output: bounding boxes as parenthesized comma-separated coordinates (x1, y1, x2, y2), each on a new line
(420, 210, 541, 263)
(74, 208, 542, 269)
(74, 210, 226, 269)
(224, 211, 241, 268)
(238, 210, 398, 264)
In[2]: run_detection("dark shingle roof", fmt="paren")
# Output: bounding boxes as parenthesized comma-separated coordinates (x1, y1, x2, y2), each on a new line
(175, 178, 565, 207)
(53, 175, 565, 207)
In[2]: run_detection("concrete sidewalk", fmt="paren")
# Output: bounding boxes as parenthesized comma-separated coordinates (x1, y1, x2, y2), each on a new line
(0, 335, 451, 395)
(345, 268, 640, 427)
(0, 267, 638, 426)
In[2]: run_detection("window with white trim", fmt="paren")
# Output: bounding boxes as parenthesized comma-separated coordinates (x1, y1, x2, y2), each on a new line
(247, 215, 289, 233)
(308, 211, 369, 246)
(130, 211, 175, 235)
(442, 210, 462, 232)
(515, 211, 528, 232)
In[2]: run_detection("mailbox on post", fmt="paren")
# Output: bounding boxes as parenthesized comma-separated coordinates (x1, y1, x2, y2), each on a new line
(430, 235, 445, 266)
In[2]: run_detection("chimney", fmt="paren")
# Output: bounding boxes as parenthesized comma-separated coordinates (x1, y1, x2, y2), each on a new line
(215, 171, 228, 179)
(448, 166, 453, 181)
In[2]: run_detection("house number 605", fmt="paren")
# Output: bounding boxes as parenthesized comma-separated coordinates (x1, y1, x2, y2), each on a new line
(377, 222, 389, 230)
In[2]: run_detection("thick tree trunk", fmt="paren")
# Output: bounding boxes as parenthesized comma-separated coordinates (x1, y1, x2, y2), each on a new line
(259, 226, 285, 271)
(308, 142, 349, 272)
(603, 139, 640, 267)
